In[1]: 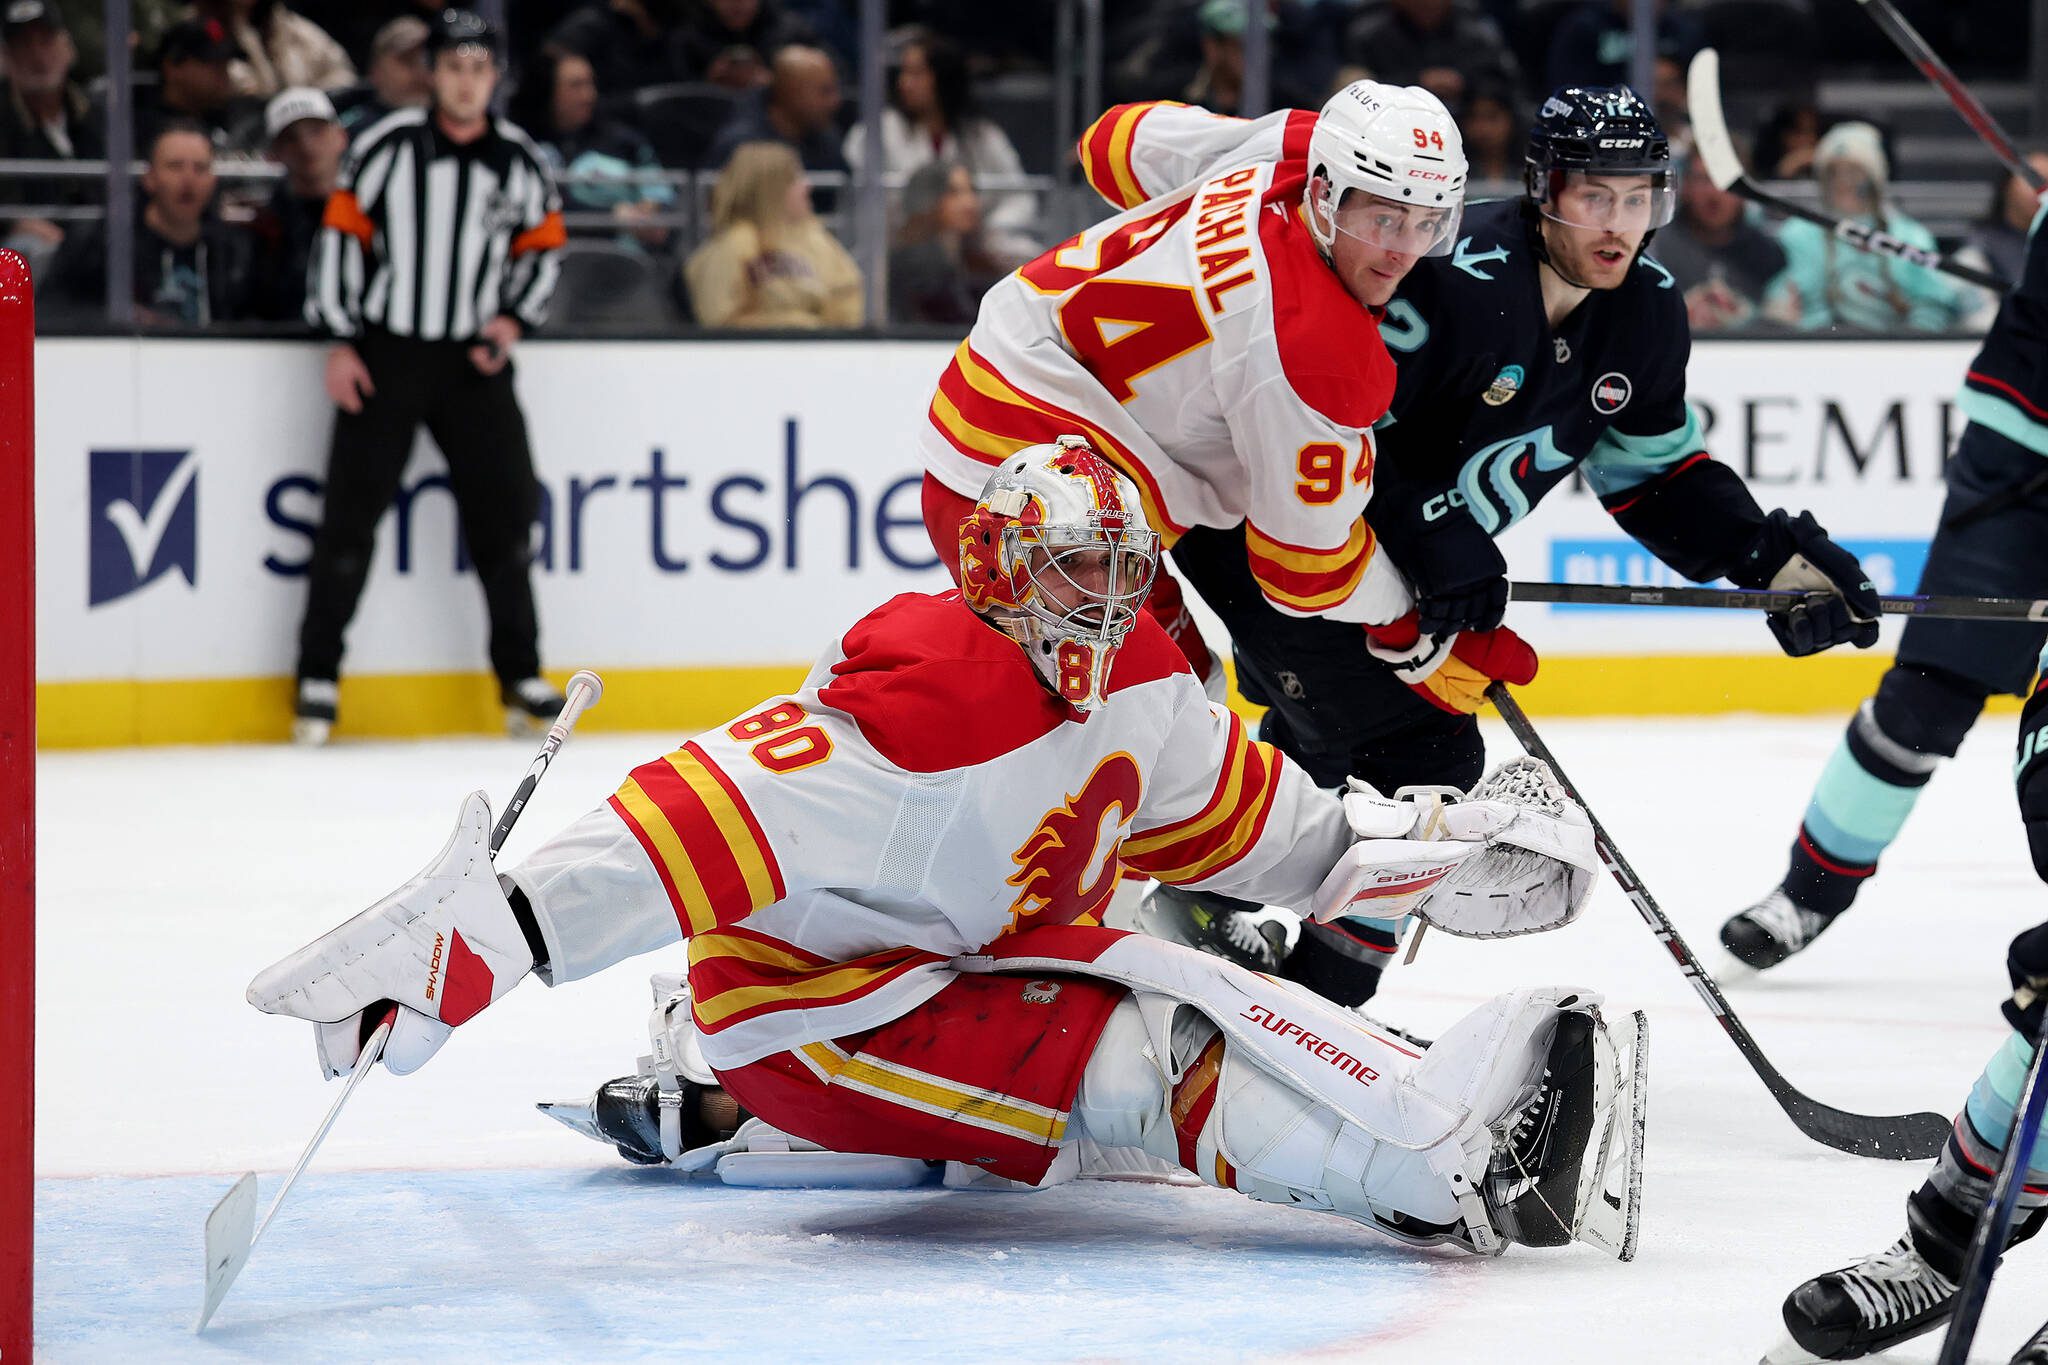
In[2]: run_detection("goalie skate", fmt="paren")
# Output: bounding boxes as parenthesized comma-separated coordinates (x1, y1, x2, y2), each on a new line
(1483, 1005, 1648, 1260)
(1130, 882, 1285, 972)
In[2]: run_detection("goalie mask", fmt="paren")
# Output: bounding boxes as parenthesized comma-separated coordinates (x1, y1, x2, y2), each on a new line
(959, 437, 1160, 712)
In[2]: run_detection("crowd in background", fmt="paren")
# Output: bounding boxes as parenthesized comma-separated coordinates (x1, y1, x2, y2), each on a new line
(0, 0, 2036, 333)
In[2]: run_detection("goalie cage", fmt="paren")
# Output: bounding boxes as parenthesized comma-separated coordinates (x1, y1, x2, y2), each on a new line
(0, 249, 34, 1363)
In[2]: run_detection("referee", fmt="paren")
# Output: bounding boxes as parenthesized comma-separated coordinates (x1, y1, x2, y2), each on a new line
(293, 8, 566, 745)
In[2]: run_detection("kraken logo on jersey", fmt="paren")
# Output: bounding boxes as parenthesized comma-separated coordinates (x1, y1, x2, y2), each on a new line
(1482, 365, 1525, 407)
(1450, 425, 1576, 534)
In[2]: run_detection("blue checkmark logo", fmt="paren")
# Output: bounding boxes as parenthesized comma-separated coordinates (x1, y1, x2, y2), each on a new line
(88, 449, 199, 606)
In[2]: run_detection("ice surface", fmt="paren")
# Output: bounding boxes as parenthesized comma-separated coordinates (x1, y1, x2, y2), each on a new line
(31, 718, 2048, 1362)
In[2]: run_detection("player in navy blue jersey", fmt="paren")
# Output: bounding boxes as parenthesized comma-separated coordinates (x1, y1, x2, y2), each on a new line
(1721, 205, 2048, 972)
(1142, 87, 1882, 1007)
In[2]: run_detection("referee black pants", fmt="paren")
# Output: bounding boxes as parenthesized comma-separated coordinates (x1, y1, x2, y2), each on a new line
(295, 331, 543, 687)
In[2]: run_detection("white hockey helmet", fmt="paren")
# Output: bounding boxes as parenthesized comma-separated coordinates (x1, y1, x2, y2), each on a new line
(1305, 79, 1468, 258)
(958, 436, 1160, 712)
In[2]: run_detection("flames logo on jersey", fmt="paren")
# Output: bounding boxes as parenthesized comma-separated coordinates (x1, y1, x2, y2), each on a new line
(1005, 751, 1144, 931)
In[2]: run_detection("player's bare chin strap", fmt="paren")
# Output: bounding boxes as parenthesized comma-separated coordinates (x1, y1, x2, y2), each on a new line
(1073, 995, 1482, 1247)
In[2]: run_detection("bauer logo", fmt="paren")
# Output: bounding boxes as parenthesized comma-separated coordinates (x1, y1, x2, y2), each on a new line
(88, 448, 199, 606)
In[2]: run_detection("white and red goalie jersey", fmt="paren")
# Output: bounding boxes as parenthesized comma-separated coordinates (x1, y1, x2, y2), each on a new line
(510, 590, 1352, 1070)
(917, 102, 1410, 624)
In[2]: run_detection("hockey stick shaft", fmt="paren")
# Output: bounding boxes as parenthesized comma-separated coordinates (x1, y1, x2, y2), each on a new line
(1508, 582, 2048, 621)
(1853, 0, 2047, 195)
(1936, 1018, 2048, 1365)
(1486, 683, 1951, 1160)
(196, 670, 607, 1331)
(1686, 48, 2009, 293)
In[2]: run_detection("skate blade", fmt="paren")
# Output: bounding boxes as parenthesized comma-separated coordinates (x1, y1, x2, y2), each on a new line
(535, 1098, 605, 1144)
(1758, 1334, 1824, 1365)
(1577, 1008, 1648, 1262)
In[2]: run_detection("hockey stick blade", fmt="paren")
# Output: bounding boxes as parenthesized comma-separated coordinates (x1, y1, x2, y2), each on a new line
(1487, 684, 1951, 1160)
(1935, 1016, 2048, 1365)
(197, 1006, 396, 1331)
(1685, 48, 2007, 293)
(198, 669, 607, 1330)
(1509, 581, 2048, 622)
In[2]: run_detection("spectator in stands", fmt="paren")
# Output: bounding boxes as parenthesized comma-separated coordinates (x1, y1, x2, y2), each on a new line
(843, 27, 1036, 266)
(684, 140, 861, 327)
(1655, 149, 1789, 333)
(0, 1, 103, 282)
(1955, 150, 2048, 327)
(1110, 0, 1329, 116)
(1459, 81, 1520, 183)
(545, 0, 691, 108)
(1651, 51, 1689, 145)
(1754, 98, 1822, 180)
(247, 87, 345, 322)
(676, 0, 815, 89)
(887, 160, 1003, 326)
(49, 119, 252, 326)
(1178, 0, 1314, 117)
(703, 44, 847, 178)
(1545, 0, 1701, 92)
(190, 0, 355, 100)
(338, 17, 433, 132)
(135, 19, 240, 149)
(1767, 120, 1969, 333)
(1339, 0, 1519, 112)
(509, 47, 675, 252)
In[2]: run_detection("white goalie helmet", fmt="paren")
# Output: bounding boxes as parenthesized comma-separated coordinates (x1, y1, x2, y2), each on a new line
(958, 436, 1160, 712)
(1305, 79, 1469, 259)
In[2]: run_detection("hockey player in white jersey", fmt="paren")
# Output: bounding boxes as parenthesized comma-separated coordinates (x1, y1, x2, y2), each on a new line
(249, 440, 1642, 1261)
(916, 81, 1539, 717)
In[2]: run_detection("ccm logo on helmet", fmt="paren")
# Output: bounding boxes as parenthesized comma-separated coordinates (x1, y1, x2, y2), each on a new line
(1408, 169, 1452, 181)
(1596, 137, 1646, 149)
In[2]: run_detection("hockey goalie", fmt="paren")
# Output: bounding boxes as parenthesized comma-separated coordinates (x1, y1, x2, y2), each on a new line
(249, 440, 1645, 1261)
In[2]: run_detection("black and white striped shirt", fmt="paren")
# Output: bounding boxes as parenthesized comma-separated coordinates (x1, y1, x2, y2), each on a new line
(306, 107, 565, 342)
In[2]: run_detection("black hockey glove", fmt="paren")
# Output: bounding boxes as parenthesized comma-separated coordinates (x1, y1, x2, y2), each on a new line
(2005, 921, 2048, 1038)
(1371, 492, 1510, 637)
(1728, 510, 1881, 657)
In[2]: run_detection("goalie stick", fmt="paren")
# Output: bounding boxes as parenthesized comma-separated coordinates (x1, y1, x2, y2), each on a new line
(1852, 0, 2047, 198)
(1486, 683, 1952, 1161)
(1687, 48, 2008, 293)
(1934, 1014, 2048, 1365)
(1507, 582, 2048, 622)
(195, 669, 606, 1332)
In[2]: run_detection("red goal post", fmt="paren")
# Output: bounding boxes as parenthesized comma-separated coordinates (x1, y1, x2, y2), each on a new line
(0, 248, 35, 1363)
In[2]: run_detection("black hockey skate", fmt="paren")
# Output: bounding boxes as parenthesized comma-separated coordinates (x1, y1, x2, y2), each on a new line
(538, 1074, 746, 1166)
(1481, 1005, 1648, 1260)
(502, 676, 567, 737)
(1765, 1186, 2045, 1362)
(1721, 889, 1836, 971)
(1132, 882, 1287, 972)
(2014, 1318, 2048, 1365)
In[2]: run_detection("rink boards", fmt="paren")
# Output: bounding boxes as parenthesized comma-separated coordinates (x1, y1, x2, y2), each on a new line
(32, 335, 1991, 745)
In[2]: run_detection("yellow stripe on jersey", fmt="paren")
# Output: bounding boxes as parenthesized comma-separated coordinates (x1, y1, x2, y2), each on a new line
(613, 774, 721, 936)
(833, 1055, 1070, 1145)
(1121, 715, 1252, 861)
(665, 747, 781, 914)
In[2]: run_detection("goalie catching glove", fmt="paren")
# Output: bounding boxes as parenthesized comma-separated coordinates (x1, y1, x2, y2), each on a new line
(246, 792, 545, 1076)
(1312, 757, 1599, 937)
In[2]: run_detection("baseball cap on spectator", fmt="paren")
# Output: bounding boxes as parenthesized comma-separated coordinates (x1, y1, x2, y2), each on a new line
(426, 8, 500, 59)
(1, 0, 64, 39)
(265, 87, 338, 144)
(158, 17, 236, 67)
(372, 15, 429, 62)
(1197, 0, 1274, 35)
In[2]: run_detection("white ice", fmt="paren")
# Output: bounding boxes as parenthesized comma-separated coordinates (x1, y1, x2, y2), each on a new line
(32, 717, 2048, 1362)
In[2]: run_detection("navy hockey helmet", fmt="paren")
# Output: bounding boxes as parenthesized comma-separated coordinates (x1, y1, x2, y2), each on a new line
(1523, 85, 1675, 239)
(426, 8, 500, 61)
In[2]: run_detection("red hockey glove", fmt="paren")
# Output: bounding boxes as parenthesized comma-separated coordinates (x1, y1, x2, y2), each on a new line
(1364, 612, 1539, 714)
